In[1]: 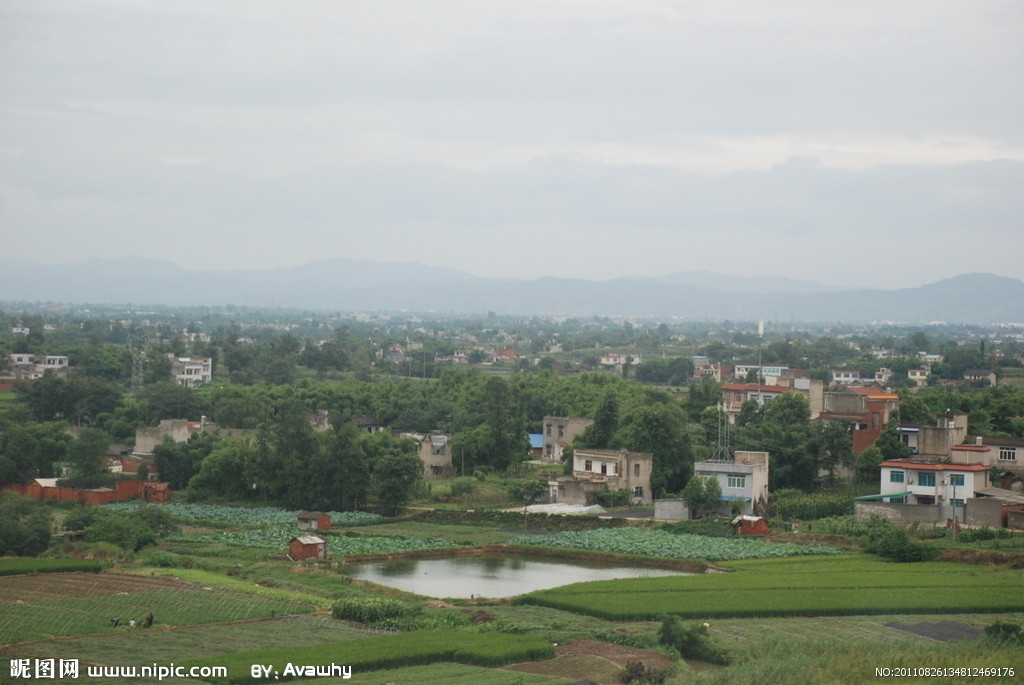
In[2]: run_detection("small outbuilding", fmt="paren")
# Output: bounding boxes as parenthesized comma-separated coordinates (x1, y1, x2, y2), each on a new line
(297, 512, 332, 531)
(732, 515, 770, 536)
(289, 535, 327, 560)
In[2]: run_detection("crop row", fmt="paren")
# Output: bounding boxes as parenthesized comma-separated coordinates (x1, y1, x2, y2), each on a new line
(177, 630, 555, 683)
(98, 502, 384, 526)
(507, 528, 845, 561)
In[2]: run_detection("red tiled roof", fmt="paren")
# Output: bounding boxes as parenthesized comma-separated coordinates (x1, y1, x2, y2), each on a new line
(952, 445, 990, 452)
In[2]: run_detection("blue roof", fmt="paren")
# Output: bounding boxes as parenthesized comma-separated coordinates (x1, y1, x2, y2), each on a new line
(529, 434, 544, 449)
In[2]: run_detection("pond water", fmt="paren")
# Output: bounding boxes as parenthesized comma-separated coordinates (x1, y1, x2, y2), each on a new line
(344, 555, 694, 598)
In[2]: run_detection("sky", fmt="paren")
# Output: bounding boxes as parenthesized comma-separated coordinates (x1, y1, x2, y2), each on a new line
(2, 1, 1022, 289)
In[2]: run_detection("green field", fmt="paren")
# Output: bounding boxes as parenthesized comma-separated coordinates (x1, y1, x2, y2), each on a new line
(0, 573, 314, 645)
(518, 555, 1024, 620)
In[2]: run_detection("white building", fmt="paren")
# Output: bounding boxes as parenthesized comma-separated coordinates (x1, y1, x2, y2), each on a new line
(691, 451, 769, 517)
(879, 460, 989, 508)
(168, 355, 213, 387)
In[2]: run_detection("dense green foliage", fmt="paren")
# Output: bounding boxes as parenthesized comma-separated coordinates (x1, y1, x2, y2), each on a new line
(0, 492, 53, 556)
(0, 557, 103, 575)
(330, 597, 417, 626)
(767, 488, 857, 520)
(658, 615, 729, 664)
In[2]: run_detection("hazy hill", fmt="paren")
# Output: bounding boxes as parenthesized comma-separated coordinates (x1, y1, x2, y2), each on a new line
(1, 258, 1021, 324)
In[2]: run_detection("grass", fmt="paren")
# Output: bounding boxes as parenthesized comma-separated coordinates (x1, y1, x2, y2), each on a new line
(518, 555, 1024, 620)
(0, 588, 313, 645)
(3, 615, 373, 665)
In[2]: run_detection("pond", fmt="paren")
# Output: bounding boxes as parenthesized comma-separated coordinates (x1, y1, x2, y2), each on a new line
(344, 555, 694, 598)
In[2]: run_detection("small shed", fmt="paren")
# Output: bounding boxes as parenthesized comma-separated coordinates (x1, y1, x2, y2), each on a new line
(289, 535, 327, 560)
(732, 515, 770, 536)
(297, 511, 332, 531)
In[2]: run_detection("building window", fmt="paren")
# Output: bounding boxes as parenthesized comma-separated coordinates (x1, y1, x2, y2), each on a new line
(949, 474, 964, 486)
(584, 460, 592, 472)
(952, 499, 965, 507)
(889, 471, 904, 483)
(634, 463, 640, 477)
(918, 473, 935, 487)
(917, 495, 935, 505)
(558, 425, 565, 438)
(546, 424, 552, 436)
(546, 444, 553, 456)
(888, 496, 906, 504)
(600, 463, 607, 475)
(633, 487, 644, 498)
(1000, 447, 1017, 461)
(727, 474, 746, 488)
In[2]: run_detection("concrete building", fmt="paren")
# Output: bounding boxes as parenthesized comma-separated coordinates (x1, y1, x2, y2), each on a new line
(691, 450, 770, 517)
(167, 354, 213, 387)
(550, 448, 653, 505)
(541, 416, 593, 463)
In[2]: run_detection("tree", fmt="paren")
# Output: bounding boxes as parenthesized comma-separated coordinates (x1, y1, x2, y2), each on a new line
(0, 492, 52, 556)
(735, 392, 816, 491)
(680, 476, 723, 518)
(815, 421, 853, 487)
(580, 390, 619, 449)
(372, 450, 423, 516)
(65, 428, 111, 478)
(614, 401, 692, 496)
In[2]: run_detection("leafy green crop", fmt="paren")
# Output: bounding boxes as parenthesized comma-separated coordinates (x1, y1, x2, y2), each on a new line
(97, 502, 384, 526)
(508, 528, 844, 561)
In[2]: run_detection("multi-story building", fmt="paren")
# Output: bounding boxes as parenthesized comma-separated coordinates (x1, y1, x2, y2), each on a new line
(541, 416, 593, 463)
(549, 448, 653, 505)
(167, 354, 213, 387)
(691, 450, 770, 517)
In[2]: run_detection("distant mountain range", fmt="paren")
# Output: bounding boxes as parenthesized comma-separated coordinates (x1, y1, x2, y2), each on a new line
(1, 257, 1022, 324)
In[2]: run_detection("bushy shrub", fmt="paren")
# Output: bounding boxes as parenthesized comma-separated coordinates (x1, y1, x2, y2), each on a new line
(596, 488, 634, 509)
(330, 597, 418, 626)
(619, 660, 668, 684)
(863, 523, 937, 562)
(984, 620, 1024, 645)
(958, 527, 1018, 543)
(658, 615, 729, 664)
(449, 479, 477, 497)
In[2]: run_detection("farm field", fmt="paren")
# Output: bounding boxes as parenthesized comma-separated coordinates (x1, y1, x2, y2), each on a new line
(519, 555, 1024, 619)
(0, 572, 313, 645)
(3, 506, 1023, 685)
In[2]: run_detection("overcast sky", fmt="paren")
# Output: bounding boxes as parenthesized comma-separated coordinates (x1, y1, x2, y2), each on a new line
(2, 1, 1022, 289)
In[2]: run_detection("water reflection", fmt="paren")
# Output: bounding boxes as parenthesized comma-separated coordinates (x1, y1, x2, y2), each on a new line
(345, 555, 691, 598)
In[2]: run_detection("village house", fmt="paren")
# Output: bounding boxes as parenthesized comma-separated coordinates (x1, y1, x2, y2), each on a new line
(693, 450, 769, 517)
(541, 415, 593, 463)
(167, 354, 213, 387)
(549, 448, 653, 506)
(3, 353, 71, 381)
(401, 431, 453, 477)
(818, 389, 900, 456)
